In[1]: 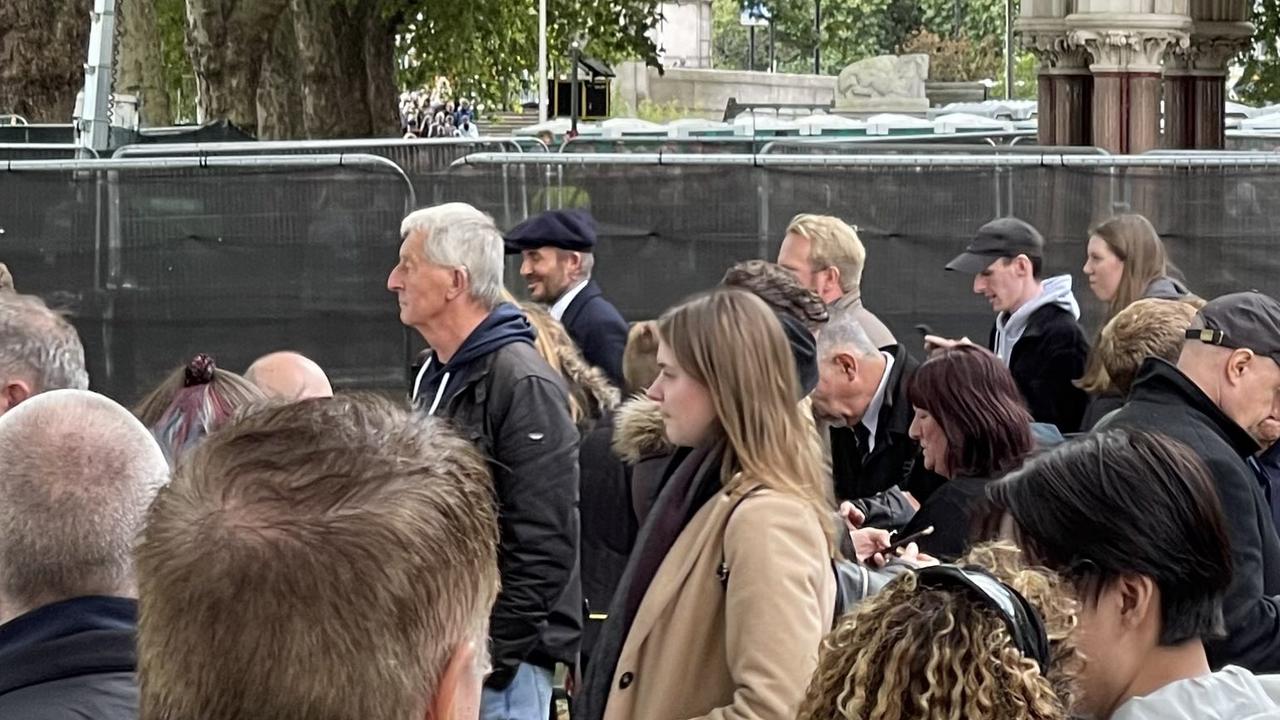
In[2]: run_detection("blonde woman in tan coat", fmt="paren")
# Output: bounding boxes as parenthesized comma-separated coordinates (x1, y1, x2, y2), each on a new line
(578, 288, 838, 720)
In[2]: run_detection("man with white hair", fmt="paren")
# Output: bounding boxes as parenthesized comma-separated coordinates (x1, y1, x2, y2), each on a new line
(388, 202, 581, 719)
(0, 390, 168, 719)
(809, 306, 929, 525)
(244, 351, 333, 401)
(0, 293, 89, 416)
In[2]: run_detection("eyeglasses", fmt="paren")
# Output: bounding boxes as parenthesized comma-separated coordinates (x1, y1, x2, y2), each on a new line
(914, 564, 1052, 672)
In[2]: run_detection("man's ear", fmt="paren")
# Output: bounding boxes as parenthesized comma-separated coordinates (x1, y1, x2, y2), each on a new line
(834, 351, 860, 381)
(444, 267, 469, 302)
(427, 639, 480, 720)
(1226, 348, 1255, 386)
(0, 379, 33, 415)
(1116, 574, 1158, 633)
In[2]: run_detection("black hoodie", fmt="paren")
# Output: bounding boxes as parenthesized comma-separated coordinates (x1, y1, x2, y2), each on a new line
(412, 302, 536, 412)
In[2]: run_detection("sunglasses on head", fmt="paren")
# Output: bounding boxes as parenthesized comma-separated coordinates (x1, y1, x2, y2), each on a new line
(914, 564, 1052, 672)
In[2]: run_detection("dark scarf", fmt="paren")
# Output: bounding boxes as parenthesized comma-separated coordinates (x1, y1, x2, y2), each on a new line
(578, 439, 726, 720)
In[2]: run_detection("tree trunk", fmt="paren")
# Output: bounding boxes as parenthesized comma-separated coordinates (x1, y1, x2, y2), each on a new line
(0, 0, 90, 122)
(119, 0, 173, 125)
(184, 0, 289, 135)
(362, 8, 401, 137)
(256, 8, 304, 140)
(285, 0, 399, 138)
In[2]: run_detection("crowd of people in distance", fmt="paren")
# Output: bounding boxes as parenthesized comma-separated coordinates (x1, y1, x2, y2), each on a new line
(400, 83, 481, 139)
(4, 201, 1280, 720)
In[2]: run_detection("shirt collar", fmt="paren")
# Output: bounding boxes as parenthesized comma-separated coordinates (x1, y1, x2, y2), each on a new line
(550, 279, 590, 321)
(860, 351, 895, 452)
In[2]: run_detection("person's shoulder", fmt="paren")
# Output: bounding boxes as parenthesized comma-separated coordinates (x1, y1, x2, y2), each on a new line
(487, 342, 566, 387)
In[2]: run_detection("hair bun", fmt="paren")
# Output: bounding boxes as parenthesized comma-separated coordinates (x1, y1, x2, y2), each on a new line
(184, 353, 216, 387)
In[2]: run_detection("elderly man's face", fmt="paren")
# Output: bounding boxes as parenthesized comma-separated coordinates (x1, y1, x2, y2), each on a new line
(387, 230, 454, 331)
(1223, 352, 1280, 437)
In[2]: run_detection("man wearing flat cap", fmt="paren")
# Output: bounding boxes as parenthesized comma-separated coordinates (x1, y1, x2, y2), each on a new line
(507, 209, 629, 388)
(1106, 291, 1280, 673)
(928, 216, 1089, 433)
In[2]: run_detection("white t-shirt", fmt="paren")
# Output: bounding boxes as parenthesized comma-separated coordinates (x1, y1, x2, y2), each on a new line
(1111, 666, 1280, 720)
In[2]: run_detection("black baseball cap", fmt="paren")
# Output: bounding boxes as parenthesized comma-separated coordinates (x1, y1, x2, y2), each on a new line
(1186, 291, 1280, 365)
(945, 217, 1045, 275)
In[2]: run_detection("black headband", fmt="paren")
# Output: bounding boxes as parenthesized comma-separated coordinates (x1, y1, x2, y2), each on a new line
(915, 564, 1052, 672)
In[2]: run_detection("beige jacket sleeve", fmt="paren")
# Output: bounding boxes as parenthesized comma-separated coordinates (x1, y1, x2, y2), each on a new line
(691, 493, 836, 720)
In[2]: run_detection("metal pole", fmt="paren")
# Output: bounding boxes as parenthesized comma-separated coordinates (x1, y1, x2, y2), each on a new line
(80, 0, 117, 152)
(769, 22, 775, 72)
(813, 0, 821, 74)
(749, 26, 756, 71)
(538, 0, 548, 123)
(570, 44, 580, 135)
(1005, 0, 1015, 100)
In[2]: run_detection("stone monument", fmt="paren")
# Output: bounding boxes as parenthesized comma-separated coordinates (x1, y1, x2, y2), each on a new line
(834, 54, 930, 116)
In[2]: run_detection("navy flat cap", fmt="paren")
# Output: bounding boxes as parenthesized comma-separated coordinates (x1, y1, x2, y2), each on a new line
(504, 209, 598, 254)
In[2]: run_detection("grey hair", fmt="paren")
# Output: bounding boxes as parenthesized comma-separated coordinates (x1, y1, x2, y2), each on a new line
(817, 306, 880, 359)
(401, 203, 504, 309)
(0, 389, 168, 614)
(577, 251, 595, 280)
(0, 293, 89, 392)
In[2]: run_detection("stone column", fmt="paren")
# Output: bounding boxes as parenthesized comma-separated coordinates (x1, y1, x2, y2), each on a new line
(1019, 15, 1093, 146)
(1165, 8, 1253, 148)
(1068, 11, 1191, 154)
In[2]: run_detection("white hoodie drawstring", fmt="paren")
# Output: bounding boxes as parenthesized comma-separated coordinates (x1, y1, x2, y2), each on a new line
(411, 357, 451, 417)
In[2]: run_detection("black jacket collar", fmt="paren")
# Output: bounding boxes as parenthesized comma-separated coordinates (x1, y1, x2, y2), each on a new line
(1128, 357, 1260, 458)
(0, 596, 136, 696)
(560, 279, 602, 328)
(870, 344, 918, 458)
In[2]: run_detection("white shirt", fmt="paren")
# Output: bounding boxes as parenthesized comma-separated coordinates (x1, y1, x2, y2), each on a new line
(550, 279, 589, 321)
(859, 352, 896, 454)
(1111, 666, 1280, 720)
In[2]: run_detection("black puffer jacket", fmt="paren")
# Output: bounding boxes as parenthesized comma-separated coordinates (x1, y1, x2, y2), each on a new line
(417, 325, 582, 688)
(1108, 358, 1280, 672)
(0, 596, 138, 720)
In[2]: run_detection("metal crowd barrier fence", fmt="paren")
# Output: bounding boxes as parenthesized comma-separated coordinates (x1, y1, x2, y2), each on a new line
(1, 154, 416, 401)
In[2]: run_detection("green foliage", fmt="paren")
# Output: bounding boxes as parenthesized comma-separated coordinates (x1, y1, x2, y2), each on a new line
(614, 96, 696, 122)
(395, 0, 662, 109)
(1235, 0, 1280, 106)
(712, 0, 1013, 81)
(155, 0, 196, 123)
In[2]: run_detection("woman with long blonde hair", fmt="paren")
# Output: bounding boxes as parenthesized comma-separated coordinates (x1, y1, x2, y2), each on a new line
(798, 543, 1081, 720)
(578, 288, 837, 720)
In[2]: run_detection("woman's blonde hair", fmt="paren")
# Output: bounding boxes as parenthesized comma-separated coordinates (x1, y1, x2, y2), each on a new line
(622, 320, 661, 396)
(657, 289, 834, 555)
(797, 542, 1081, 720)
(519, 300, 619, 429)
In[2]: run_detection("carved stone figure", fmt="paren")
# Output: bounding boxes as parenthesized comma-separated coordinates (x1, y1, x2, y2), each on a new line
(834, 54, 930, 113)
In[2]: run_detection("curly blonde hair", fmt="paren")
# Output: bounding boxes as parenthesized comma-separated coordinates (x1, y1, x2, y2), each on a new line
(518, 300, 619, 430)
(797, 543, 1081, 720)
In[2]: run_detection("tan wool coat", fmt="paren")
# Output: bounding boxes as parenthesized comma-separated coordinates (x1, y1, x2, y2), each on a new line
(601, 481, 836, 720)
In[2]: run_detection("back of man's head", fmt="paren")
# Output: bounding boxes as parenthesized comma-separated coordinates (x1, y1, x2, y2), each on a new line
(990, 429, 1232, 645)
(816, 305, 880, 362)
(0, 389, 168, 621)
(136, 394, 500, 720)
(244, 351, 333, 401)
(0, 293, 89, 415)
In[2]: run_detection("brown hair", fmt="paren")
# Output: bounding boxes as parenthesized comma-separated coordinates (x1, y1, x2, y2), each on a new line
(907, 345, 1034, 478)
(1089, 214, 1172, 319)
(797, 542, 1080, 720)
(520, 301, 619, 430)
(1078, 299, 1199, 395)
(658, 289, 835, 555)
(622, 320, 661, 396)
(721, 259, 830, 332)
(136, 394, 499, 720)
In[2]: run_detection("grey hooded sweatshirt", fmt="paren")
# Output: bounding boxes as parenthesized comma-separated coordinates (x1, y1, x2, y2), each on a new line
(992, 275, 1081, 364)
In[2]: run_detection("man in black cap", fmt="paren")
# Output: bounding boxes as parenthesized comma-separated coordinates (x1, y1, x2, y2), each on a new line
(1106, 291, 1280, 672)
(506, 209, 629, 388)
(928, 217, 1089, 433)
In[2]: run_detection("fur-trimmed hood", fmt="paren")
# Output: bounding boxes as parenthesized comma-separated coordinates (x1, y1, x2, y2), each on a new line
(611, 395, 673, 463)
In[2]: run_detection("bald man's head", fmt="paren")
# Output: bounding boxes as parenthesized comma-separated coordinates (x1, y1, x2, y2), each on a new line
(0, 389, 168, 622)
(245, 352, 333, 401)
